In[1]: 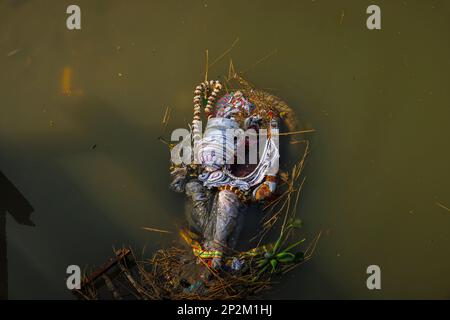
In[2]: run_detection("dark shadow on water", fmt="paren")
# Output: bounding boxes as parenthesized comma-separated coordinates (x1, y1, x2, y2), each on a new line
(0, 96, 172, 298)
(0, 170, 34, 300)
(0, 94, 305, 298)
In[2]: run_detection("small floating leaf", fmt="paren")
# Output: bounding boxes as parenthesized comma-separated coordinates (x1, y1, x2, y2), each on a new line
(275, 252, 295, 259)
(270, 259, 278, 272)
(289, 218, 302, 229)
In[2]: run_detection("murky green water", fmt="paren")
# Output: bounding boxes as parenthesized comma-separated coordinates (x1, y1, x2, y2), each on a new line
(1, 0, 449, 299)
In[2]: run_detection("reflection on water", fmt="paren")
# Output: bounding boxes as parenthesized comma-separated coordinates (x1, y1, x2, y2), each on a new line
(0, 0, 449, 299)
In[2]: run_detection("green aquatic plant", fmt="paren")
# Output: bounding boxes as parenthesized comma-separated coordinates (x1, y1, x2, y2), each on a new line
(255, 218, 305, 278)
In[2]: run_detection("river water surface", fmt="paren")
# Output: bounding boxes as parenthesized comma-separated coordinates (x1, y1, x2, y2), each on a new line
(0, 0, 449, 299)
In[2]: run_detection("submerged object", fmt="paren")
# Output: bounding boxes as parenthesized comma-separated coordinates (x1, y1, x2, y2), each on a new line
(75, 75, 314, 300)
(170, 79, 291, 269)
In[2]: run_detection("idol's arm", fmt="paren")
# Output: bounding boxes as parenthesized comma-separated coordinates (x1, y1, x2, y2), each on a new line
(253, 117, 280, 201)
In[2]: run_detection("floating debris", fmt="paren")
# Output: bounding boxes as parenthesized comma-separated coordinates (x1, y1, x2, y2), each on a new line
(436, 202, 450, 213)
(74, 67, 317, 300)
(142, 227, 172, 234)
(6, 48, 22, 57)
(61, 66, 83, 96)
(61, 67, 72, 96)
(340, 10, 345, 25)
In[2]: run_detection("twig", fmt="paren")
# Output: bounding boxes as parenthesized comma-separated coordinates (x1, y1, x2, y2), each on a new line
(204, 49, 209, 82)
(142, 227, 172, 234)
(209, 37, 240, 69)
(436, 202, 450, 213)
(277, 129, 316, 136)
(242, 49, 278, 75)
